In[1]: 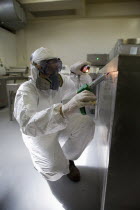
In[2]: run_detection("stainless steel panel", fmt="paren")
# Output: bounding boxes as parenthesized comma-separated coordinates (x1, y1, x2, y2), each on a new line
(104, 61, 140, 210)
(87, 54, 109, 66)
(109, 39, 140, 61)
(94, 55, 140, 210)
(93, 59, 118, 210)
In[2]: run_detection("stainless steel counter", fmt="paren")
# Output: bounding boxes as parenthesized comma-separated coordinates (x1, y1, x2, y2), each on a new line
(0, 75, 28, 81)
(0, 76, 28, 108)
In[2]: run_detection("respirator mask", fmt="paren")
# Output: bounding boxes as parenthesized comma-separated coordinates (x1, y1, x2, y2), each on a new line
(35, 58, 63, 90)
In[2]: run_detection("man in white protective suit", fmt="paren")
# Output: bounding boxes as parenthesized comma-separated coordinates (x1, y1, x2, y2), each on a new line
(14, 47, 96, 182)
(70, 61, 92, 89)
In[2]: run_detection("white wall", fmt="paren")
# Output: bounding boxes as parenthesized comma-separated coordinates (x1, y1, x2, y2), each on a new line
(17, 17, 140, 66)
(16, 29, 27, 66)
(0, 27, 17, 68)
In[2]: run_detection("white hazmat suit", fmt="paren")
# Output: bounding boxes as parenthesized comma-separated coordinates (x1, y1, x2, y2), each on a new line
(14, 47, 95, 181)
(70, 61, 92, 89)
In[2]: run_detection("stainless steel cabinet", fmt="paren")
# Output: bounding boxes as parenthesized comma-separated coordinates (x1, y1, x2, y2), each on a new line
(93, 55, 140, 210)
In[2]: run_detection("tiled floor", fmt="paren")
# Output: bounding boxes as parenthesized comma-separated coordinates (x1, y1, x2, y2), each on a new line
(0, 108, 100, 210)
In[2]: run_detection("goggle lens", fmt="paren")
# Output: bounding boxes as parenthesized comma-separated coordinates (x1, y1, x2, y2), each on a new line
(40, 58, 62, 75)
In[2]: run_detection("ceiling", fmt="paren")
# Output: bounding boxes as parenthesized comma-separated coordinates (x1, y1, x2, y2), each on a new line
(87, 0, 138, 3)
(17, 0, 140, 20)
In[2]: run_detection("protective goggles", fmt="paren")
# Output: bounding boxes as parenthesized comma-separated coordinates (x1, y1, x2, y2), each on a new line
(39, 58, 62, 75)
